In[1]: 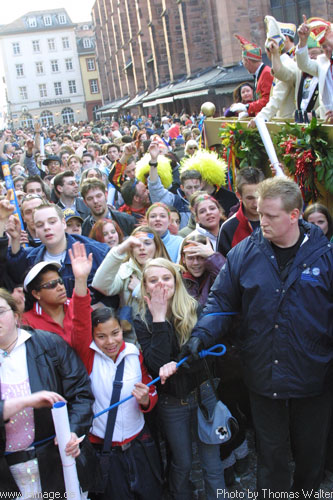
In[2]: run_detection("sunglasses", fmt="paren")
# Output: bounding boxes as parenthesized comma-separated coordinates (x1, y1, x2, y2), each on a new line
(38, 278, 64, 290)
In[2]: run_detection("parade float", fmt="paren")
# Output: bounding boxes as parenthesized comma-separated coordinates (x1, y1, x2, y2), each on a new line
(200, 102, 333, 211)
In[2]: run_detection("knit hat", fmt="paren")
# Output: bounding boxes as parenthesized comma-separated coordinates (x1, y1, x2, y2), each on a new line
(306, 17, 331, 45)
(235, 34, 262, 61)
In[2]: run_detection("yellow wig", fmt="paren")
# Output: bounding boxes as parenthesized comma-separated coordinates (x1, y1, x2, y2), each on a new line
(180, 149, 227, 187)
(136, 153, 173, 188)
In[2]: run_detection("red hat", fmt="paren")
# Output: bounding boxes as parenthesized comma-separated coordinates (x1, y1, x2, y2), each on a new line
(235, 34, 262, 61)
(306, 17, 332, 45)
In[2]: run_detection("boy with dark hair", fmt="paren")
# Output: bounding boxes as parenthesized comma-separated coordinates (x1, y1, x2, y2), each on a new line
(217, 167, 265, 256)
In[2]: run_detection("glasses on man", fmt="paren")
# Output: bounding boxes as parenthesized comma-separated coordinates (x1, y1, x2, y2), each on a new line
(37, 278, 64, 290)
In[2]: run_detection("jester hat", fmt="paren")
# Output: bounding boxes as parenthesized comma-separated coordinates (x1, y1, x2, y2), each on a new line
(306, 17, 331, 45)
(235, 34, 262, 61)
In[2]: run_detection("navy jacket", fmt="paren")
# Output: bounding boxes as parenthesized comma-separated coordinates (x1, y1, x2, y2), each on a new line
(7, 233, 110, 298)
(191, 220, 333, 399)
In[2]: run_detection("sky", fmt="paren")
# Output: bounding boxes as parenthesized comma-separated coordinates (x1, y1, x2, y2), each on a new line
(0, 0, 96, 24)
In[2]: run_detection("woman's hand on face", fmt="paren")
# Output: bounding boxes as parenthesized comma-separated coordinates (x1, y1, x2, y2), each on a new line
(183, 238, 214, 259)
(27, 390, 66, 409)
(117, 236, 143, 255)
(132, 382, 150, 408)
(144, 283, 168, 321)
(128, 274, 140, 292)
(159, 361, 178, 385)
(69, 242, 93, 280)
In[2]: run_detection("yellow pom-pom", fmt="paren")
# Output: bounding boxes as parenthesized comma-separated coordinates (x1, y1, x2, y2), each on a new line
(180, 149, 227, 187)
(136, 153, 173, 188)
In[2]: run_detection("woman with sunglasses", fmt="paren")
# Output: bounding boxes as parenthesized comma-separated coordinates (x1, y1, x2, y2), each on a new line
(21, 242, 92, 346)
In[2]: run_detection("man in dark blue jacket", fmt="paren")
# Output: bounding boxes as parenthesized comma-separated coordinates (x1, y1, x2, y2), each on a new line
(179, 177, 333, 497)
(6, 203, 110, 300)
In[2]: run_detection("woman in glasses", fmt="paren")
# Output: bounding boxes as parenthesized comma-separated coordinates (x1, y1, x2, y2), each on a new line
(21, 243, 92, 346)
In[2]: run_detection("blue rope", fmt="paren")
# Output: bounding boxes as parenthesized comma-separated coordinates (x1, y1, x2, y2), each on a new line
(93, 343, 226, 419)
(5, 342, 229, 454)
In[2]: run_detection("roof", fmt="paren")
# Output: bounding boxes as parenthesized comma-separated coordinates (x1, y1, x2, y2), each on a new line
(97, 96, 130, 115)
(123, 91, 149, 109)
(0, 9, 74, 36)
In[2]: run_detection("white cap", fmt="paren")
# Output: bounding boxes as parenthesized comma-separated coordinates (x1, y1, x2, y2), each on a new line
(23, 261, 61, 291)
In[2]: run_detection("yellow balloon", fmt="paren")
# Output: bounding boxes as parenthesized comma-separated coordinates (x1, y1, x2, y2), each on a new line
(201, 102, 216, 117)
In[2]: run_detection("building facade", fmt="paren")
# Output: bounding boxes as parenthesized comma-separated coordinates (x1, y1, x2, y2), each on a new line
(0, 9, 87, 128)
(75, 22, 102, 122)
(91, 0, 330, 116)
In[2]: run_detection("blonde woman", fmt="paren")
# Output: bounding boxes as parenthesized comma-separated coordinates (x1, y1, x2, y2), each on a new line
(133, 258, 225, 500)
(92, 226, 170, 344)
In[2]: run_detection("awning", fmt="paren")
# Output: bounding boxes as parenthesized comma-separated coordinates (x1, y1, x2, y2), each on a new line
(155, 96, 174, 104)
(215, 85, 237, 95)
(142, 100, 157, 108)
(123, 91, 148, 109)
(100, 96, 130, 114)
(173, 89, 209, 100)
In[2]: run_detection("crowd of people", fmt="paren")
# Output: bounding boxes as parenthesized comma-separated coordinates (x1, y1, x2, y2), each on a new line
(0, 13, 332, 500)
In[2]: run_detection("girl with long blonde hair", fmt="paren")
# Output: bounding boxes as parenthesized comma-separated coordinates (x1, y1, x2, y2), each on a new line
(134, 258, 226, 500)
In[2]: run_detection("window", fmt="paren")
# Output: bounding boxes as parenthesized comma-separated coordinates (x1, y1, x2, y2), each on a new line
(51, 60, 59, 72)
(16, 64, 24, 77)
(58, 14, 66, 24)
(44, 15, 52, 26)
(28, 17, 37, 28)
(36, 62, 44, 75)
(62, 107, 74, 124)
(40, 110, 54, 127)
(20, 113, 33, 128)
(65, 58, 73, 71)
(54, 82, 62, 96)
(32, 40, 40, 52)
(48, 39, 56, 51)
(92, 105, 99, 121)
(86, 58, 96, 71)
(269, 0, 310, 27)
(39, 84, 47, 97)
(19, 86, 28, 100)
(83, 38, 92, 49)
(62, 37, 70, 49)
(12, 43, 20, 55)
(89, 79, 99, 93)
(68, 80, 76, 94)
(83, 25, 90, 30)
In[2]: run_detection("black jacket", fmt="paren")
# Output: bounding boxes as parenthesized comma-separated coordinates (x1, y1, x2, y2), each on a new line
(192, 221, 333, 398)
(134, 310, 212, 399)
(0, 328, 94, 496)
(82, 206, 136, 237)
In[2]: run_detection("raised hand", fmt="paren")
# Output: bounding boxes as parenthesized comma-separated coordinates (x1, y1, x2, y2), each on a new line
(117, 236, 144, 255)
(123, 142, 137, 158)
(68, 241, 93, 281)
(183, 237, 214, 259)
(6, 214, 21, 241)
(0, 193, 15, 222)
(298, 14, 310, 47)
(148, 141, 160, 162)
